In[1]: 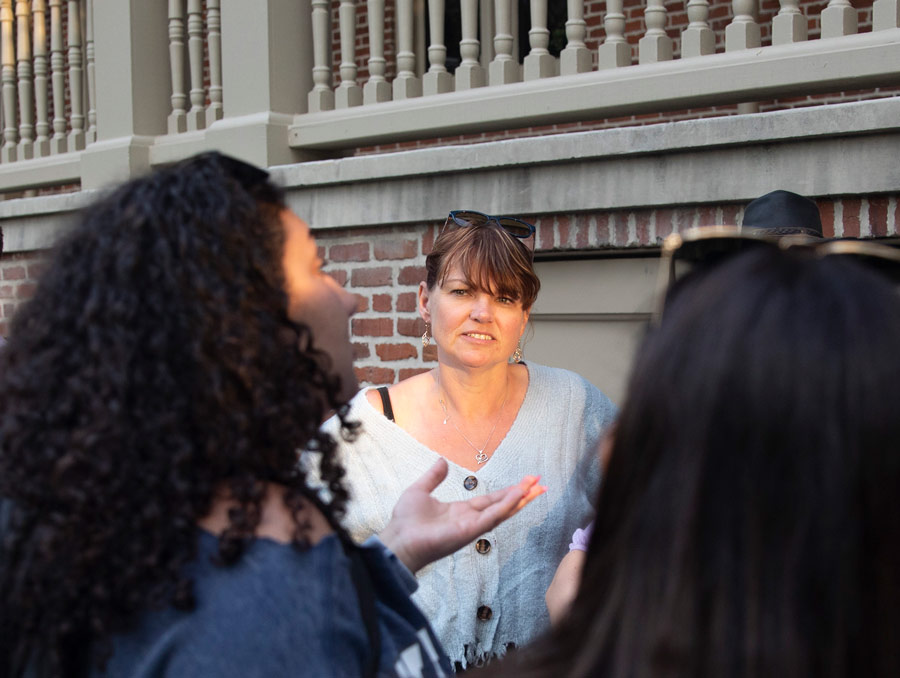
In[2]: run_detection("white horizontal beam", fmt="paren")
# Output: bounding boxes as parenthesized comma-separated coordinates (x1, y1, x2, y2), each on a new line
(289, 30, 900, 150)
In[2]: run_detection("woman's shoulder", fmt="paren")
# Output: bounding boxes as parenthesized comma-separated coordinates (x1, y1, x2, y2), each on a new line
(527, 362, 613, 404)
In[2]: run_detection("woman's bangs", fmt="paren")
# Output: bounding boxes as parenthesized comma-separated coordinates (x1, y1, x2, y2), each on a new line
(453, 241, 524, 301)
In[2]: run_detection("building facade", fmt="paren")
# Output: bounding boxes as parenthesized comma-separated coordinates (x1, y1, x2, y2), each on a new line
(0, 0, 898, 402)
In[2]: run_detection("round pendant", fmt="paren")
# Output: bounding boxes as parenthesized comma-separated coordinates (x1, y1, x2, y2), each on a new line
(475, 451, 488, 464)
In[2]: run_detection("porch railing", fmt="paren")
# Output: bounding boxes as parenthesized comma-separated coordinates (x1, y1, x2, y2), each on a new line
(0, 0, 896, 191)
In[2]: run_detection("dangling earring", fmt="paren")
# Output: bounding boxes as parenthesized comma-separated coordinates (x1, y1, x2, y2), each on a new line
(512, 342, 523, 363)
(422, 323, 431, 348)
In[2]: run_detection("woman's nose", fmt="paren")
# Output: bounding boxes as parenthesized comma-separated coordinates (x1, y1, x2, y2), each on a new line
(469, 294, 493, 321)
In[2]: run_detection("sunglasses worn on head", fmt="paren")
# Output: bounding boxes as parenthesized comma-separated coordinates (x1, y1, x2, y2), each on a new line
(654, 225, 900, 322)
(444, 210, 536, 240)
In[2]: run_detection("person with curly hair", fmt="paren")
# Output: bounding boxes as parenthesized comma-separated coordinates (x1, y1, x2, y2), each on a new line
(0, 152, 544, 678)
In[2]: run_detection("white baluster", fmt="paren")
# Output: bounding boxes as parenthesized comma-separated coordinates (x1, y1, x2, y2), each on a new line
(598, 0, 630, 68)
(560, 0, 591, 75)
(85, 0, 95, 142)
(524, 0, 558, 79)
(726, 0, 760, 50)
(821, 0, 857, 37)
(206, 0, 222, 122)
(336, 0, 362, 107)
(480, 0, 495, 67)
(67, 0, 84, 150)
(15, 0, 33, 159)
(308, 0, 334, 111)
(49, 0, 64, 153)
(456, 0, 484, 89)
(363, 0, 391, 103)
(33, 0, 50, 155)
(489, 0, 520, 84)
(682, 0, 714, 57)
(186, 0, 205, 129)
(873, 0, 900, 28)
(424, 0, 452, 94)
(393, 0, 421, 99)
(639, 0, 672, 63)
(167, 0, 186, 133)
(1, 0, 16, 162)
(772, 0, 806, 44)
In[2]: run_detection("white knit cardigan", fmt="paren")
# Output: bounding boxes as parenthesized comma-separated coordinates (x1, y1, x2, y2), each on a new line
(320, 363, 617, 669)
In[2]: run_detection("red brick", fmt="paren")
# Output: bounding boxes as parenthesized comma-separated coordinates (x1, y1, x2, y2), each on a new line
(613, 214, 629, 247)
(398, 265, 427, 286)
(354, 294, 369, 313)
(400, 367, 431, 380)
(397, 317, 426, 337)
(16, 283, 36, 300)
(697, 206, 717, 227)
(317, 245, 326, 260)
(635, 211, 650, 244)
(557, 215, 571, 248)
(354, 366, 395, 385)
(573, 214, 589, 249)
(375, 342, 418, 361)
(327, 269, 348, 287)
(894, 199, 900, 237)
(372, 293, 392, 312)
(721, 204, 741, 226)
(0, 285, 13, 299)
(423, 344, 439, 362)
(818, 200, 835, 238)
(843, 199, 861, 237)
(352, 317, 393, 337)
(869, 197, 888, 237)
(3, 265, 25, 280)
(0, 321, 7, 336)
(330, 242, 370, 262)
(396, 292, 417, 312)
(351, 267, 392, 287)
(352, 342, 371, 359)
(422, 224, 439, 255)
(593, 213, 611, 245)
(374, 239, 417, 260)
(2, 302, 14, 318)
(26, 261, 48, 279)
(537, 217, 554, 250)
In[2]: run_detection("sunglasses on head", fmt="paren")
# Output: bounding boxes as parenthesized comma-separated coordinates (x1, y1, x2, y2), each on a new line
(444, 210, 536, 241)
(654, 225, 900, 322)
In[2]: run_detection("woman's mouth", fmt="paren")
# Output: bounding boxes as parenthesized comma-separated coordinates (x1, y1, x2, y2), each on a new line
(463, 332, 495, 341)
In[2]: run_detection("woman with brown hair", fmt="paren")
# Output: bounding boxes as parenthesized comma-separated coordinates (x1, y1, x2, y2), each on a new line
(324, 211, 617, 669)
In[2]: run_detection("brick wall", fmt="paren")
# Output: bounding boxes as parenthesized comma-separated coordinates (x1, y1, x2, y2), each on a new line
(0, 251, 48, 337)
(331, 0, 899, 156)
(314, 193, 900, 386)
(4, 194, 897, 375)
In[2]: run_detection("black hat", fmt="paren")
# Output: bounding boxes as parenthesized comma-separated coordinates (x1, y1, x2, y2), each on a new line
(741, 190, 823, 238)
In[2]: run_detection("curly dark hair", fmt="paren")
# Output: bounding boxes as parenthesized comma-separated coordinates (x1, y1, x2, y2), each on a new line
(0, 153, 354, 677)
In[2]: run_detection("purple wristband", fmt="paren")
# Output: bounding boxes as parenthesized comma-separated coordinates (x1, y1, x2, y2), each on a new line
(568, 521, 594, 552)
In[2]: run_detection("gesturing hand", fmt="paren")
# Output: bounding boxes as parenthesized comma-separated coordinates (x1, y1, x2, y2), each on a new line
(379, 458, 546, 573)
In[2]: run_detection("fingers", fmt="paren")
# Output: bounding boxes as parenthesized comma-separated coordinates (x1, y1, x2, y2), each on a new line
(514, 483, 547, 512)
(471, 476, 547, 531)
(409, 458, 450, 494)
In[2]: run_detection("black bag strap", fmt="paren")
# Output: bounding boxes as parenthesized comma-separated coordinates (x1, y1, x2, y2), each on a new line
(376, 386, 395, 422)
(344, 541, 382, 678)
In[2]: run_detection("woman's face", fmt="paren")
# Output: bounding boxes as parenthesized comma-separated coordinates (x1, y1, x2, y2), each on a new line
(281, 209, 359, 402)
(419, 264, 529, 371)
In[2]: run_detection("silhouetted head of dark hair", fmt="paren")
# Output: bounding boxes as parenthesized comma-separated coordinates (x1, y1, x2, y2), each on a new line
(501, 246, 900, 678)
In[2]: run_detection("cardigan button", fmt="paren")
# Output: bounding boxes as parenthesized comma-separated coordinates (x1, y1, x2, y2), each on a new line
(463, 475, 478, 491)
(475, 539, 491, 554)
(477, 605, 493, 621)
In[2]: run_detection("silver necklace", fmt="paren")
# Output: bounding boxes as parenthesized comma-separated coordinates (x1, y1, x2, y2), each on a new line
(437, 377, 509, 465)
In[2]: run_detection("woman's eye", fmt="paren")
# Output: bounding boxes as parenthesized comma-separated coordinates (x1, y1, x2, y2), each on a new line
(451, 288, 468, 296)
